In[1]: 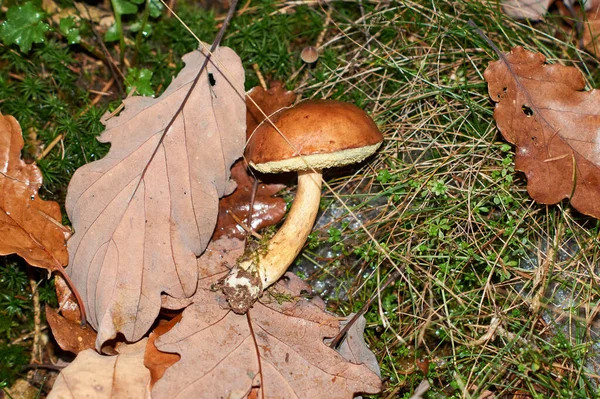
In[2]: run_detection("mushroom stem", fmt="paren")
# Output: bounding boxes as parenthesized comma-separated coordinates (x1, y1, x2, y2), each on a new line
(222, 170, 322, 313)
(248, 169, 322, 286)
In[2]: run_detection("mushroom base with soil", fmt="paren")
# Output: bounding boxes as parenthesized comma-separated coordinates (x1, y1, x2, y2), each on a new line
(221, 170, 322, 314)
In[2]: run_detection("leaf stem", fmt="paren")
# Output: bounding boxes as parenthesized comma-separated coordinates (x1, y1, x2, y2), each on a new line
(110, 0, 126, 71)
(132, 0, 151, 66)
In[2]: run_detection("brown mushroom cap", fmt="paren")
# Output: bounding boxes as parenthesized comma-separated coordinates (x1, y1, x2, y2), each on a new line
(300, 46, 319, 64)
(245, 100, 383, 173)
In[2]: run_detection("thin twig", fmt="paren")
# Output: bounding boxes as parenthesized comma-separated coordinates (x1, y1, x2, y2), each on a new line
(246, 178, 260, 244)
(78, 3, 125, 95)
(37, 134, 63, 161)
(229, 209, 262, 240)
(22, 363, 65, 371)
(28, 273, 42, 363)
(252, 64, 268, 91)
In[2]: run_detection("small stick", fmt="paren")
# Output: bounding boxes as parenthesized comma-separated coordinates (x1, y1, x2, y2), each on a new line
(36, 209, 72, 237)
(78, 3, 125, 95)
(90, 78, 115, 102)
(28, 273, 42, 363)
(166, 0, 176, 18)
(88, 89, 112, 96)
(246, 177, 260, 244)
(22, 363, 65, 371)
(103, 83, 136, 122)
(11, 325, 48, 345)
(37, 134, 63, 161)
(216, 0, 252, 21)
(78, 78, 115, 118)
(229, 209, 262, 240)
(8, 72, 24, 81)
(252, 64, 268, 91)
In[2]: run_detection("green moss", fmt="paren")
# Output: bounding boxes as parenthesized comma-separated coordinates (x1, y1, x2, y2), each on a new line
(0, 259, 56, 386)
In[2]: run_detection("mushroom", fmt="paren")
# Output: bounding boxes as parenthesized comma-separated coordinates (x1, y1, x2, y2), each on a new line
(222, 100, 383, 314)
(300, 46, 319, 65)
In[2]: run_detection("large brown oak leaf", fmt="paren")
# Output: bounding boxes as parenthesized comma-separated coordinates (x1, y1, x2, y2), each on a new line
(152, 237, 382, 399)
(485, 46, 600, 218)
(65, 47, 245, 348)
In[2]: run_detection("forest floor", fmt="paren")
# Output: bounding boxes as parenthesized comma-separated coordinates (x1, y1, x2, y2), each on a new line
(1, 0, 600, 398)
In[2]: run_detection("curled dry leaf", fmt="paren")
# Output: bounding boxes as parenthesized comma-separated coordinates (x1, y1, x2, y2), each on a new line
(0, 113, 69, 270)
(152, 238, 381, 399)
(500, 0, 591, 20)
(0, 113, 85, 313)
(45, 305, 96, 354)
(213, 160, 286, 240)
(48, 339, 150, 399)
(485, 46, 600, 219)
(65, 46, 245, 349)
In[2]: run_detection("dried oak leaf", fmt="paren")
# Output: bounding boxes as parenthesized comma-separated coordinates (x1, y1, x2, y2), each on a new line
(0, 113, 70, 271)
(246, 81, 296, 139)
(48, 339, 150, 399)
(152, 237, 381, 399)
(65, 46, 245, 349)
(485, 46, 600, 218)
(46, 305, 96, 354)
(213, 160, 286, 240)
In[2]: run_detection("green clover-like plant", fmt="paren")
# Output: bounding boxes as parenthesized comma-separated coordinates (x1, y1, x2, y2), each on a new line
(126, 67, 154, 97)
(59, 17, 81, 45)
(0, 2, 49, 53)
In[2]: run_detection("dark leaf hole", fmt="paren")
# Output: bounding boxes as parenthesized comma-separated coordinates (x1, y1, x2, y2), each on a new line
(522, 105, 533, 117)
(208, 73, 216, 86)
